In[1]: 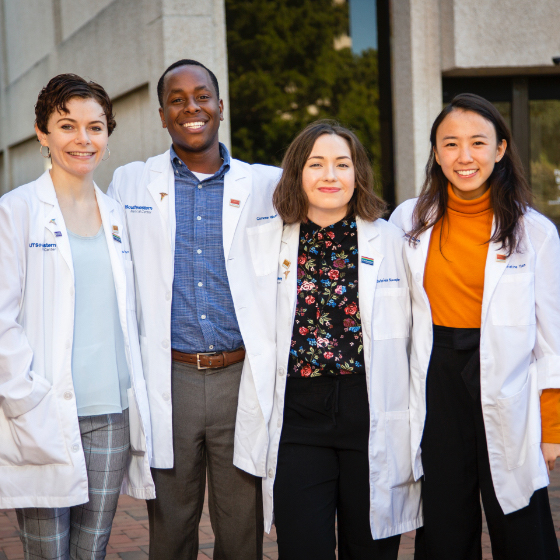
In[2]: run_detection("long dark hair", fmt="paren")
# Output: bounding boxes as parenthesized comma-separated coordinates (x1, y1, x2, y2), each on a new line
(408, 93, 532, 255)
(273, 120, 387, 224)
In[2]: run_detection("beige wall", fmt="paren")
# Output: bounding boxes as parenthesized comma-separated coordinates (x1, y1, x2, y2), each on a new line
(441, 0, 560, 75)
(0, 0, 230, 194)
(391, 0, 560, 203)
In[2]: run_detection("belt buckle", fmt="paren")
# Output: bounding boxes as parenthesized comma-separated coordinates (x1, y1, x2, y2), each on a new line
(197, 352, 217, 370)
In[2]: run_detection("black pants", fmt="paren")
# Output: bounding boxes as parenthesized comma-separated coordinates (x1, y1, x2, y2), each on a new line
(274, 374, 401, 560)
(415, 325, 560, 560)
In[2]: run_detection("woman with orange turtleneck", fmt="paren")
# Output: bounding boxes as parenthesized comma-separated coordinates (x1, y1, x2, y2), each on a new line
(391, 93, 560, 560)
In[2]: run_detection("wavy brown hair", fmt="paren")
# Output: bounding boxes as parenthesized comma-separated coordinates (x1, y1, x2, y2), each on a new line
(409, 93, 532, 255)
(273, 120, 387, 224)
(35, 74, 116, 136)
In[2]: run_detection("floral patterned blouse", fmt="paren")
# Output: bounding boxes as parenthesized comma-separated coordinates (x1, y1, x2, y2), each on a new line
(288, 217, 365, 377)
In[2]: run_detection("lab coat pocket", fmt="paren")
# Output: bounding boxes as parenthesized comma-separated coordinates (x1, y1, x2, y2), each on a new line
(491, 273, 536, 326)
(373, 288, 411, 340)
(385, 409, 414, 488)
(0, 389, 69, 467)
(497, 372, 534, 470)
(246, 221, 283, 277)
(127, 385, 146, 456)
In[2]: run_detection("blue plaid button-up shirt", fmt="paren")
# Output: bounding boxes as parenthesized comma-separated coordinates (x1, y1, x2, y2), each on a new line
(170, 144, 243, 353)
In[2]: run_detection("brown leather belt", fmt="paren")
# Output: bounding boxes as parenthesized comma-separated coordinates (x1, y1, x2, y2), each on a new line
(171, 348, 246, 370)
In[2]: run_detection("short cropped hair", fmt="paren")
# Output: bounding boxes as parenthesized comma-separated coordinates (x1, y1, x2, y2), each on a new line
(157, 59, 220, 107)
(35, 74, 116, 136)
(273, 120, 387, 224)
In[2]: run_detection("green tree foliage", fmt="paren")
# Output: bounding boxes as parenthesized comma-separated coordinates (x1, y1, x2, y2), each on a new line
(225, 0, 380, 175)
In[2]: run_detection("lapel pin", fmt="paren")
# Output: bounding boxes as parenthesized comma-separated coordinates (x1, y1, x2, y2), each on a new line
(361, 256, 374, 266)
(160, 192, 168, 201)
(49, 218, 57, 225)
(282, 259, 291, 269)
(284, 270, 291, 279)
(496, 254, 506, 263)
(55, 231, 62, 237)
(112, 225, 122, 243)
(229, 199, 240, 208)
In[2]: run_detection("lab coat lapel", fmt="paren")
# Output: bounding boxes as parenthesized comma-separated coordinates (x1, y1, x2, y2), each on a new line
(406, 225, 434, 308)
(481, 217, 509, 328)
(146, 153, 175, 251)
(36, 171, 74, 278)
(279, 223, 300, 332)
(356, 218, 382, 347)
(95, 186, 126, 306)
(223, 162, 250, 259)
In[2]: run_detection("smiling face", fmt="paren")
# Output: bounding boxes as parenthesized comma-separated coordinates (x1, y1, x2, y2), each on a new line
(159, 65, 223, 159)
(434, 109, 507, 200)
(35, 97, 109, 180)
(302, 133, 355, 227)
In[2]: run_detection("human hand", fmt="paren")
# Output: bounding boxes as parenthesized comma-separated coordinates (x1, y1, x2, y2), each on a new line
(541, 443, 560, 473)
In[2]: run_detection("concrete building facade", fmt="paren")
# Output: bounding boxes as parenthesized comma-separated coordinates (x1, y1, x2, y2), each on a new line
(1, 0, 559, 223)
(0, 0, 230, 194)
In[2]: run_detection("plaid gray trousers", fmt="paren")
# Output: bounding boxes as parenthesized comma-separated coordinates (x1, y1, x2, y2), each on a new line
(16, 410, 130, 560)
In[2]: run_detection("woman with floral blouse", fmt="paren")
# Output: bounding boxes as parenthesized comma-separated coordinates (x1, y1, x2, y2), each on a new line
(249, 120, 422, 560)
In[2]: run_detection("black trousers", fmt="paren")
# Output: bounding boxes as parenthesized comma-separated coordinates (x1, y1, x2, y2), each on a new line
(273, 374, 401, 560)
(415, 325, 560, 560)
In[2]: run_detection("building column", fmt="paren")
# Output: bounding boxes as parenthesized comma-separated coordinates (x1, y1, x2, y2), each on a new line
(390, 0, 442, 203)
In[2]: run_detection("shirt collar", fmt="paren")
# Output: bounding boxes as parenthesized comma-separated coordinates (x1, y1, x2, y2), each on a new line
(300, 216, 354, 245)
(170, 143, 231, 180)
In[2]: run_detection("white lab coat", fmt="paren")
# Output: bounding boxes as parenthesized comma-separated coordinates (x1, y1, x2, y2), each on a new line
(390, 198, 560, 514)
(0, 171, 155, 509)
(236, 216, 422, 539)
(108, 152, 282, 469)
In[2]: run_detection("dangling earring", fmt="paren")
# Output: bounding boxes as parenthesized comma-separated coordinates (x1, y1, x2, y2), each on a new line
(102, 146, 111, 161)
(40, 145, 50, 158)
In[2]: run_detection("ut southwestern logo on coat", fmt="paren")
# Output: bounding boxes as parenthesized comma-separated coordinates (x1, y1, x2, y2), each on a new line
(125, 204, 153, 214)
(29, 242, 56, 252)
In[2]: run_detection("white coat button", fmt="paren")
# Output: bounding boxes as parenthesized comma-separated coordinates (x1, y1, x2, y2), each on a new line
(162, 340, 170, 349)
(198, 282, 203, 287)
(415, 272, 421, 282)
(71, 444, 79, 453)
(65, 339, 71, 349)
(162, 392, 170, 401)
(268, 468, 274, 478)
(197, 216, 202, 221)
(277, 419, 282, 427)
(166, 291, 171, 301)
(197, 249, 202, 254)
(277, 368, 285, 377)
(70, 287, 75, 297)
(64, 391, 73, 400)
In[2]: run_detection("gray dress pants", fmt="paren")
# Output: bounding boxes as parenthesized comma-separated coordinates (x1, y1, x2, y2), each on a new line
(147, 359, 263, 560)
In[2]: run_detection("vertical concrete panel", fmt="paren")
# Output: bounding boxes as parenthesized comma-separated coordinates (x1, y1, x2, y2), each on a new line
(59, 0, 115, 40)
(3, 0, 55, 82)
(391, 0, 442, 203)
(10, 137, 47, 189)
(448, 0, 560, 70)
(0, 152, 4, 195)
(93, 85, 152, 192)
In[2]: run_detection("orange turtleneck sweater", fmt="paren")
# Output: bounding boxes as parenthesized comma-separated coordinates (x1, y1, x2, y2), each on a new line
(424, 184, 560, 443)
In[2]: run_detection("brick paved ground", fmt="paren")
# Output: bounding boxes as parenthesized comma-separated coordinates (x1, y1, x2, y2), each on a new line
(2, 468, 560, 559)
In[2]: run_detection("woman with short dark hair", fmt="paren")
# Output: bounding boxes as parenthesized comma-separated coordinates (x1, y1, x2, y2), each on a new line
(391, 93, 560, 560)
(0, 74, 154, 559)
(237, 120, 422, 559)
